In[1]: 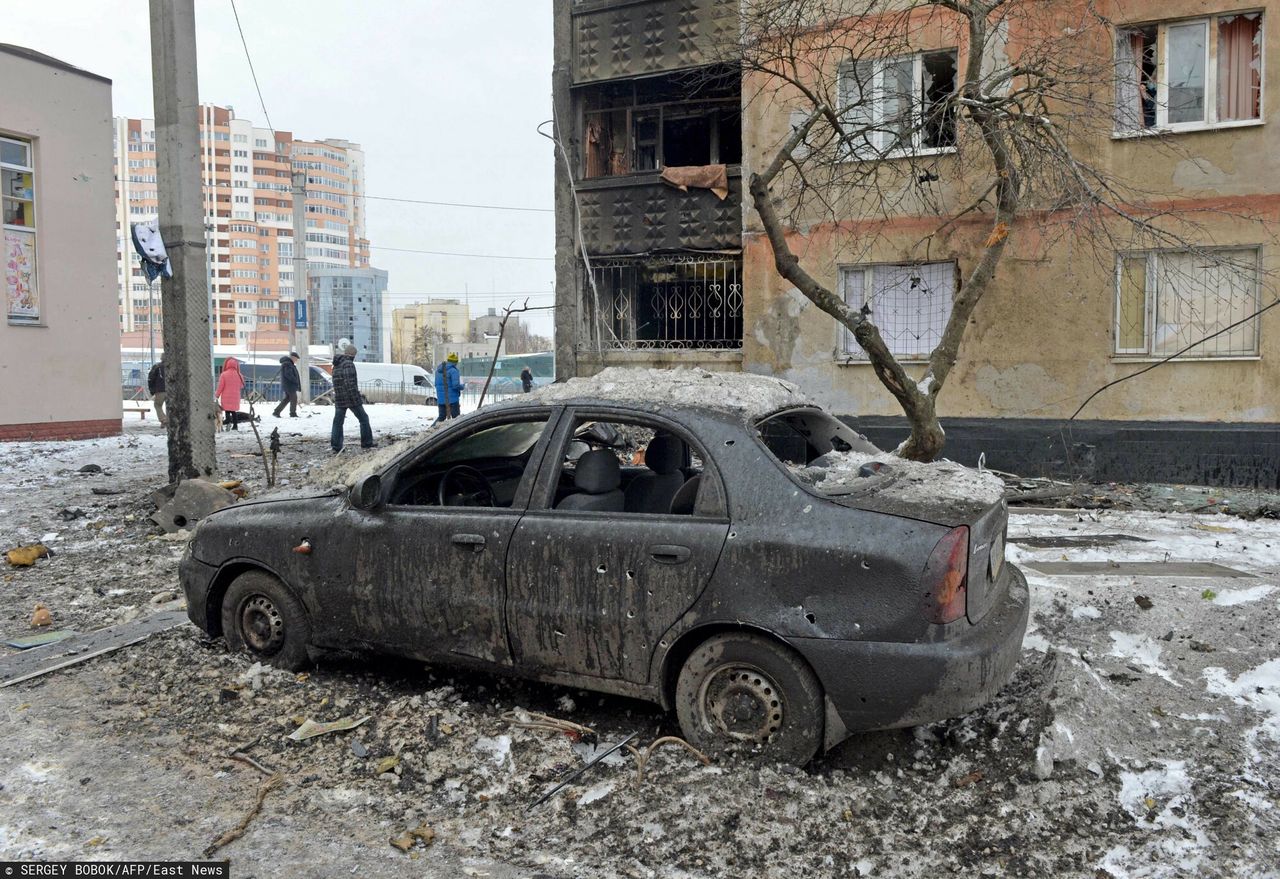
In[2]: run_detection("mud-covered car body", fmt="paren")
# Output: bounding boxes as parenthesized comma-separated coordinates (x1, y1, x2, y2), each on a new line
(181, 375, 1028, 752)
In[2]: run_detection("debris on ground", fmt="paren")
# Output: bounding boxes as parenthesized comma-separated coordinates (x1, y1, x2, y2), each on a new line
(4, 630, 74, 650)
(30, 604, 52, 627)
(286, 715, 371, 742)
(202, 773, 283, 857)
(388, 823, 435, 853)
(149, 478, 239, 533)
(6, 544, 50, 567)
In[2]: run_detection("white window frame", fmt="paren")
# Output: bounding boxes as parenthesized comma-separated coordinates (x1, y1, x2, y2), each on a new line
(2, 135, 40, 326)
(1113, 247, 1262, 359)
(838, 261, 958, 363)
(1115, 12, 1266, 136)
(837, 50, 959, 160)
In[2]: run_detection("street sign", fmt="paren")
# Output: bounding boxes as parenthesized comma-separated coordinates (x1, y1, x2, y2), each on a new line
(294, 299, 308, 329)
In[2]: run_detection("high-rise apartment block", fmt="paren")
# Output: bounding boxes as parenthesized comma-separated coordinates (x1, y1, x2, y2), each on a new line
(113, 104, 370, 350)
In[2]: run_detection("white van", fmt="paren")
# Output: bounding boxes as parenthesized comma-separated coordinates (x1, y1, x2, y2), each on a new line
(353, 362, 436, 405)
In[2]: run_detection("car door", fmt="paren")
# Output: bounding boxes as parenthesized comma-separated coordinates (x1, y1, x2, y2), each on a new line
(504, 408, 730, 685)
(322, 409, 559, 666)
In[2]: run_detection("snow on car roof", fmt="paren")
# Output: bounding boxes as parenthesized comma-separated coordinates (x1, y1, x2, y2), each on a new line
(524, 367, 811, 420)
(795, 448, 1006, 508)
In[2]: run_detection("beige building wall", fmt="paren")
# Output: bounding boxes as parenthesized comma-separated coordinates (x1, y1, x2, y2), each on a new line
(742, 0, 1280, 423)
(391, 299, 472, 363)
(0, 45, 119, 440)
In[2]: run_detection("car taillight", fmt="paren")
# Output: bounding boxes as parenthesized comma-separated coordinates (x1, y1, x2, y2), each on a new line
(920, 526, 969, 625)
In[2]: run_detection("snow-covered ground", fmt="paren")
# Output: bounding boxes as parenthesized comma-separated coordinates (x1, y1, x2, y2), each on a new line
(0, 418, 1277, 877)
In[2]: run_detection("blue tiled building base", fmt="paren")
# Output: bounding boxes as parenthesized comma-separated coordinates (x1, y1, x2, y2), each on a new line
(841, 416, 1280, 490)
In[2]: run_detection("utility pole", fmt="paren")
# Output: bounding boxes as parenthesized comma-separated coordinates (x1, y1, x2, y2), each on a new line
(291, 170, 311, 402)
(150, 0, 216, 481)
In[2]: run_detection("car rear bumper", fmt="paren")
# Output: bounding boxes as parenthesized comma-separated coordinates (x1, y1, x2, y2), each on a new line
(179, 551, 219, 634)
(789, 564, 1030, 739)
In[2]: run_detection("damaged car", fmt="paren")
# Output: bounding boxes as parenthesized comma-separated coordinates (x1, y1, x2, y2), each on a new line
(180, 368, 1028, 764)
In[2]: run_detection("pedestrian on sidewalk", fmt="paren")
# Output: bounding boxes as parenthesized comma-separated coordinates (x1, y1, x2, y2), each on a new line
(215, 357, 245, 431)
(434, 353, 462, 422)
(274, 351, 302, 418)
(331, 344, 374, 453)
(147, 359, 167, 426)
(520, 365, 534, 393)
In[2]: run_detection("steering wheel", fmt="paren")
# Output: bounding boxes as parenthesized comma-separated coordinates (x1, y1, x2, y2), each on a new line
(437, 465, 497, 507)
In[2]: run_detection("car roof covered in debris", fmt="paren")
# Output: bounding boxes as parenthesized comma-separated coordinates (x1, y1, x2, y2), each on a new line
(506, 367, 813, 422)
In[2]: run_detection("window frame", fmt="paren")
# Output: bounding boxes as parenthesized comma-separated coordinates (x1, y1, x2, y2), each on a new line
(1112, 246, 1263, 359)
(837, 260, 959, 363)
(529, 406, 729, 520)
(2, 134, 41, 326)
(836, 49, 960, 161)
(1114, 11, 1266, 136)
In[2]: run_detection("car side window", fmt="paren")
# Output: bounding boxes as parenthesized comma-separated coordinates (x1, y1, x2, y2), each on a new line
(389, 416, 550, 508)
(549, 417, 714, 516)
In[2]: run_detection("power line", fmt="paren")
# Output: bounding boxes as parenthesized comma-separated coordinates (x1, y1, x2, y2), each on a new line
(365, 194, 552, 214)
(369, 245, 553, 262)
(228, 0, 275, 136)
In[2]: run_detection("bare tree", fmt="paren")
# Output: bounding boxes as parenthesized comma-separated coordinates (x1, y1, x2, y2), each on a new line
(739, 0, 1271, 460)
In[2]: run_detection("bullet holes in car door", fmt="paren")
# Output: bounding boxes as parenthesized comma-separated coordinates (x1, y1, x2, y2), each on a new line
(505, 414, 730, 683)
(339, 412, 554, 666)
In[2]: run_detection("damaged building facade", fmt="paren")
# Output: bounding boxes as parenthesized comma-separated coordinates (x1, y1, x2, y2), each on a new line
(552, 0, 744, 377)
(554, 0, 1280, 486)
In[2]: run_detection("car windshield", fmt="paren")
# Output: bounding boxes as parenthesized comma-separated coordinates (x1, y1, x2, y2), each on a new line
(430, 420, 546, 465)
(756, 408, 880, 488)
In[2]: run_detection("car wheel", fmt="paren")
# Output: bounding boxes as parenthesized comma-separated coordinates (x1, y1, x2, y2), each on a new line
(675, 632, 823, 766)
(221, 570, 312, 670)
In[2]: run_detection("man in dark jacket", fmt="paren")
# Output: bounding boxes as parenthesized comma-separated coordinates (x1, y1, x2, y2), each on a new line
(147, 360, 167, 426)
(520, 365, 534, 393)
(434, 353, 462, 423)
(331, 344, 374, 453)
(273, 351, 303, 418)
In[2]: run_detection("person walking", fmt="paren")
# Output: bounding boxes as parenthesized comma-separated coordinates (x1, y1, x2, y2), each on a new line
(215, 357, 245, 430)
(274, 351, 302, 418)
(147, 359, 167, 426)
(331, 344, 374, 453)
(434, 352, 462, 422)
(520, 365, 534, 393)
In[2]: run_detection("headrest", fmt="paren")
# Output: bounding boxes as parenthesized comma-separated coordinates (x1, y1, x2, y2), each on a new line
(645, 433, 684, 475)
(574, 450, 621, 494)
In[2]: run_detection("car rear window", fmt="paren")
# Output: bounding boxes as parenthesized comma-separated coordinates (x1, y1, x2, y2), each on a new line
(756, 409, 878, 466)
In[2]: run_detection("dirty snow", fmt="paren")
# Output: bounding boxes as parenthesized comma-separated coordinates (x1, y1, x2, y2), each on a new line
(1108, 631, 1180, 686)
(1210, 584, 1276, 606)
(528, 366, 809, 420)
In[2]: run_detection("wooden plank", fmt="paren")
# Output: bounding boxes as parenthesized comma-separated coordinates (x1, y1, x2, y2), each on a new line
(0, 610, 189, 688)
(1022, 561, 1256, 579)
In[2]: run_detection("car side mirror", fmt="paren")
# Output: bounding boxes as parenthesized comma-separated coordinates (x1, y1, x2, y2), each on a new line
(350, 473, 383, 510)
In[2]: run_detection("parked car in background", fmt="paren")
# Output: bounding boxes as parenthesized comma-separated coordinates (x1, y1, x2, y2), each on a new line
(179, 369, 1027, 765)
(350, 362, 436, 405)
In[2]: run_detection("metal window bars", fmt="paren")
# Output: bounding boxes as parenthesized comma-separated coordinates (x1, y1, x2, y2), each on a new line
(587, 254, 743, 350)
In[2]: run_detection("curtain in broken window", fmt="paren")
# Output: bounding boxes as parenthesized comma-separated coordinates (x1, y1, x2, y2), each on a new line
(1218, 14, 1262, 121)
(584, 111, 630, 179)
(1116, 31, 1143, 130)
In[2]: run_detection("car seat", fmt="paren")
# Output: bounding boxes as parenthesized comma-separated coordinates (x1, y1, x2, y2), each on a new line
(556, 449, 624, 512)
(624, 433, 686, 514)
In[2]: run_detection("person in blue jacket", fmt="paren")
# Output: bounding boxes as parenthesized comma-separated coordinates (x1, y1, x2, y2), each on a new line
(434, 352, 462, 422)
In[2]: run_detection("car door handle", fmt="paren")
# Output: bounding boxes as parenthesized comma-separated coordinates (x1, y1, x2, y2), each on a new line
(451, 533, 486, 550)
(649, 544, 691, 565)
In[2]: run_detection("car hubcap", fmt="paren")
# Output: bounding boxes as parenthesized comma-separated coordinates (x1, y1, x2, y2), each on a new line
(702, 665, 784, 743)
(240, 594, 284, 654)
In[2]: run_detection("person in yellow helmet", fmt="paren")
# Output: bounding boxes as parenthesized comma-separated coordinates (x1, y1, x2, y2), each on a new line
(434, 352, 462, 422)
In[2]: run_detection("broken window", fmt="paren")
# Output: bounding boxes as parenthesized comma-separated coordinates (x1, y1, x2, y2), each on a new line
(579, 70, 742, 179)
(1115, 13, 1262, 132)
(589, 256, 743, 349)
(549, 416, 713, 516)
(839, 262, 957, 361)
(388, 416, 550, 507)
(1114, 248, 1260, 357)
(837, 50, 958, 158)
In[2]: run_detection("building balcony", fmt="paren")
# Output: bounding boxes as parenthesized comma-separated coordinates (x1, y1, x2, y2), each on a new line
(574, 169, 741, 256)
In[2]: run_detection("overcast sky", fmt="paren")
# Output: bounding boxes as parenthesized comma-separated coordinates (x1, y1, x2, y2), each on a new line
(5, 1, 557, 335)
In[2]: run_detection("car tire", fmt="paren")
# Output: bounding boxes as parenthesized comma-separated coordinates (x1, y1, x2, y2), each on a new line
(221, 570, 312, 671)
(675, 632, 823, 766)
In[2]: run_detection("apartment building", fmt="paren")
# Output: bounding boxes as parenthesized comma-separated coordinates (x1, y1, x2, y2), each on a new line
(113, 105, 371, 351)
(390, 298, 472, 363)
(553, 0, 1279, 486)
(308, 266, 388, 363)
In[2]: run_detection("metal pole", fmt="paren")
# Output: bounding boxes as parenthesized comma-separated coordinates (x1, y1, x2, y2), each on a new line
(291, 170, 311, 403)
(150, 0, 216, 480)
